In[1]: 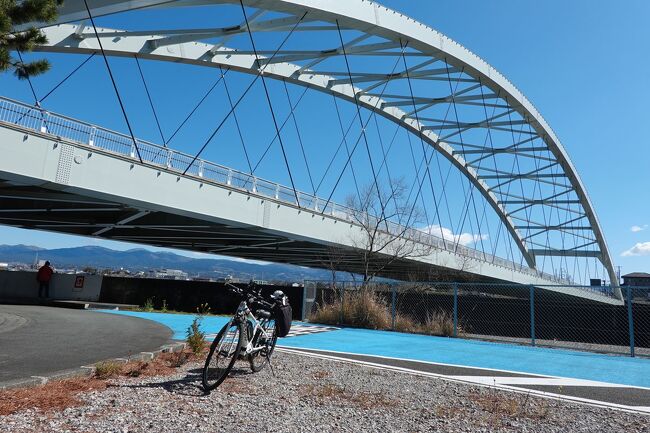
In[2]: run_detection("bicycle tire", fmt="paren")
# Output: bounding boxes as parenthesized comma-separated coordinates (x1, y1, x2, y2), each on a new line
(249, 319, 278, 373)
(202, 320, 242, 392)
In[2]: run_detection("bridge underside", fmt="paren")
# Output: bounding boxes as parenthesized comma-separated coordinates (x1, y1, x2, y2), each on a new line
(0, 107, 622, 304)
(0, 181, 487, 282)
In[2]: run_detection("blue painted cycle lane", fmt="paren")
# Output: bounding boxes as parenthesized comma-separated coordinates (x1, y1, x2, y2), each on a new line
(99, 310, 650, 389)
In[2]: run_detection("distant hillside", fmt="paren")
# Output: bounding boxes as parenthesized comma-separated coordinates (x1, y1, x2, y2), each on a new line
(0, 244, 333, 282)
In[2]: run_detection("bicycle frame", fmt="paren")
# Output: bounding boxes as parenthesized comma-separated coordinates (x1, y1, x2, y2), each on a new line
(235, 299, 274, 356)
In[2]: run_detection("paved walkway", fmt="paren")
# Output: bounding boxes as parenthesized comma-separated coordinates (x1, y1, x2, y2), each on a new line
(100, 309, 650, 412)
(0, 305, 172, 385)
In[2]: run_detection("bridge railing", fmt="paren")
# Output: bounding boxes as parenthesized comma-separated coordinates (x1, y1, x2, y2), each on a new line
(0, 96, 576, 285)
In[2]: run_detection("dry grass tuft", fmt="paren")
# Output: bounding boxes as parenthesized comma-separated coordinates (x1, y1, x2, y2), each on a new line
(310, 289, 460, 337)
(300, 383, 397, 410)
(469, 390, 551, 426)
(432, 390, 551, 428)
(219, 379, 256, 395)
(96, 350, 198, 379)
(394, 310, 458, 337)
(94, 348, 200, 380)
(311, 370, 330, 380)
(309, 289, 391, 330)
(0, 378, 106, 416)
(0, 348, 201, 417)
(94, 361, 123, 379)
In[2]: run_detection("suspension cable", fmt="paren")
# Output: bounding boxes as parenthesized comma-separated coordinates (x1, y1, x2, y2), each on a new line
(283, 80, 316, 194)
(181, 8, 308, 177)
(320, 38, 408, 215)
(335, 19, 386, 222)
(447, 65, 489, 259)
(40, 53, 96, 104)
(398, 42, 446, 243)
(222, 66, 253, 173)
(16, 51, 53, 134)
(326, 94, 361, 201)
(166, 71, 227, 146)
(134, 55, 166, 145)
(252, 85, 309, 173)
(239, 0, 302, 206)
(82, 0, 143, 163)
(15, 52, 96, 127)
(16, 51, 40, 105)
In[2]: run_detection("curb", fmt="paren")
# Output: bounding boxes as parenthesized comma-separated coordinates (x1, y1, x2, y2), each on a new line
(0, 342, 187, 391)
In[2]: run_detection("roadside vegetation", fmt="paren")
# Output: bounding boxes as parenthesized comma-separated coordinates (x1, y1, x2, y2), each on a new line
(0, 349, 199, 416)
(309, 288, 462, 337)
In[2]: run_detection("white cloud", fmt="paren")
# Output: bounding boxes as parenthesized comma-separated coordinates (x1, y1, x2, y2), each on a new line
(622, 242, 650, 257)
(423, 224, 488, 246)
(631, 224, 648, 233)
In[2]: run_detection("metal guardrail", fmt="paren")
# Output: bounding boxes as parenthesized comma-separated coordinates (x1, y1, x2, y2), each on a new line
(0, 96, 575, 285)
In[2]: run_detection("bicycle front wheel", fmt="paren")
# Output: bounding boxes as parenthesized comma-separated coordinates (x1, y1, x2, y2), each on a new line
(249, 319, 278, 373)
(202, 320, 242, 392)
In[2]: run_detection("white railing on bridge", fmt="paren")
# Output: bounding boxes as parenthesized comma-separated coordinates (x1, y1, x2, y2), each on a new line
(0, 96, 599, 291)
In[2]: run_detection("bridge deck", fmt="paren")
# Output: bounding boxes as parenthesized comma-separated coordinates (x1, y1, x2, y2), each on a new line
(0, 96, 621, 304)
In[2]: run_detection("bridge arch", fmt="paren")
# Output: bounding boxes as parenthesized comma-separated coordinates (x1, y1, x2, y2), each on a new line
(26, 0, 615, 287)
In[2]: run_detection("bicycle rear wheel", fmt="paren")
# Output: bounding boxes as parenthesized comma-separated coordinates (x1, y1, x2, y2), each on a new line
(249, 318, 278, 373)
(202, 320, 242, 392)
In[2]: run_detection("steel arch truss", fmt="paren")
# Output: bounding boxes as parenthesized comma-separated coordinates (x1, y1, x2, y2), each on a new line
(31, 0, 616, 286)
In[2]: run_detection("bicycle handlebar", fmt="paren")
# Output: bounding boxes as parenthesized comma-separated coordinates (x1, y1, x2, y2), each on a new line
(224, 281, 274, 310)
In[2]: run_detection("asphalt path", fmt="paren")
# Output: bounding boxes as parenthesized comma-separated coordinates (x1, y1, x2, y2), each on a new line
(0, 305, 172, 384)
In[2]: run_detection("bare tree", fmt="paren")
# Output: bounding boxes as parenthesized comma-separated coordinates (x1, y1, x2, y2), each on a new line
(344, 178, 433, 284)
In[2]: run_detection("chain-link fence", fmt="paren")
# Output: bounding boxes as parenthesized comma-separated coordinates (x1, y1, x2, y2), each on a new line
(303, 281, 650, 357)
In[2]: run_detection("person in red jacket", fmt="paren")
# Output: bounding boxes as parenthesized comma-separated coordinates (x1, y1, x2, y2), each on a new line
(37, 261, 54, 298)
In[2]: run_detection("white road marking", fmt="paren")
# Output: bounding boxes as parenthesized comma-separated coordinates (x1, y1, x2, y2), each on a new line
(448, 376, 627, 388)
(277, 347, 650, 415)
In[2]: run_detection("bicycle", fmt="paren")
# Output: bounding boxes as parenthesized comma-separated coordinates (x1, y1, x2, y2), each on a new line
(202, 282, 290, 392)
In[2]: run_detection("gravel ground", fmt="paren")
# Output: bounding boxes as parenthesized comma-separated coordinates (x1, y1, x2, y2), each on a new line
(0, 350, 648, 433)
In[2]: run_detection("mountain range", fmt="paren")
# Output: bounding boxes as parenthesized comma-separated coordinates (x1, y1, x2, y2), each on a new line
(0, 244, 333, 282)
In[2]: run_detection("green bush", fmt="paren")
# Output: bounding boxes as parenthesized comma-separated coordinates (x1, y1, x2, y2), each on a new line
(94, 361, 122, 379)
(143, 297, 154, 312)
(186, 317, 206, 355)
(196, 302, 211, 316)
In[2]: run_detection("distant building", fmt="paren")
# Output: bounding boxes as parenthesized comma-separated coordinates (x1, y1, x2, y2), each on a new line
(622, 272, 650, 301)
(622, 272, 650, 287)
(150, 269, 188, 280)
(217, 276, 243, 284)
(252, 279, 270, 285)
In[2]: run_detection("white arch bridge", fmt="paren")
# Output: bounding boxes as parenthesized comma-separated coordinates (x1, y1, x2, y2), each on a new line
(1, 0, 621, 302)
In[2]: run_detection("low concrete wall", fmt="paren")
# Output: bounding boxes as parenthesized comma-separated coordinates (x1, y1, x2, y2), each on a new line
(0, 270, 103, 301)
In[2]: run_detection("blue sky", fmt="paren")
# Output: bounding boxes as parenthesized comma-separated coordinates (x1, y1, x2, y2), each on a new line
(1, 0, 648, 276)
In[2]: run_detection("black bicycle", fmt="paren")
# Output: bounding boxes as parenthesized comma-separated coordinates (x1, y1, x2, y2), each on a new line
(202, 282, 291, 392)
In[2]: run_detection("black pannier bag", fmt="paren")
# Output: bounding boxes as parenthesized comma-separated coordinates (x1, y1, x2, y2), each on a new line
(272, 290, 292, 337)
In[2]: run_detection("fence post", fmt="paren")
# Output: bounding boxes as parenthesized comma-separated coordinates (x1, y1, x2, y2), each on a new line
(627, 286, 635, 357)
(339, 284, 345, 325)
(530, 285, 536, 347)
(301, 284, 307, 321)
(40, 110, 48, 133)
(453, 282, 458, 337)
(391, 284, 396, 331)
(88, 126, 96, 146)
